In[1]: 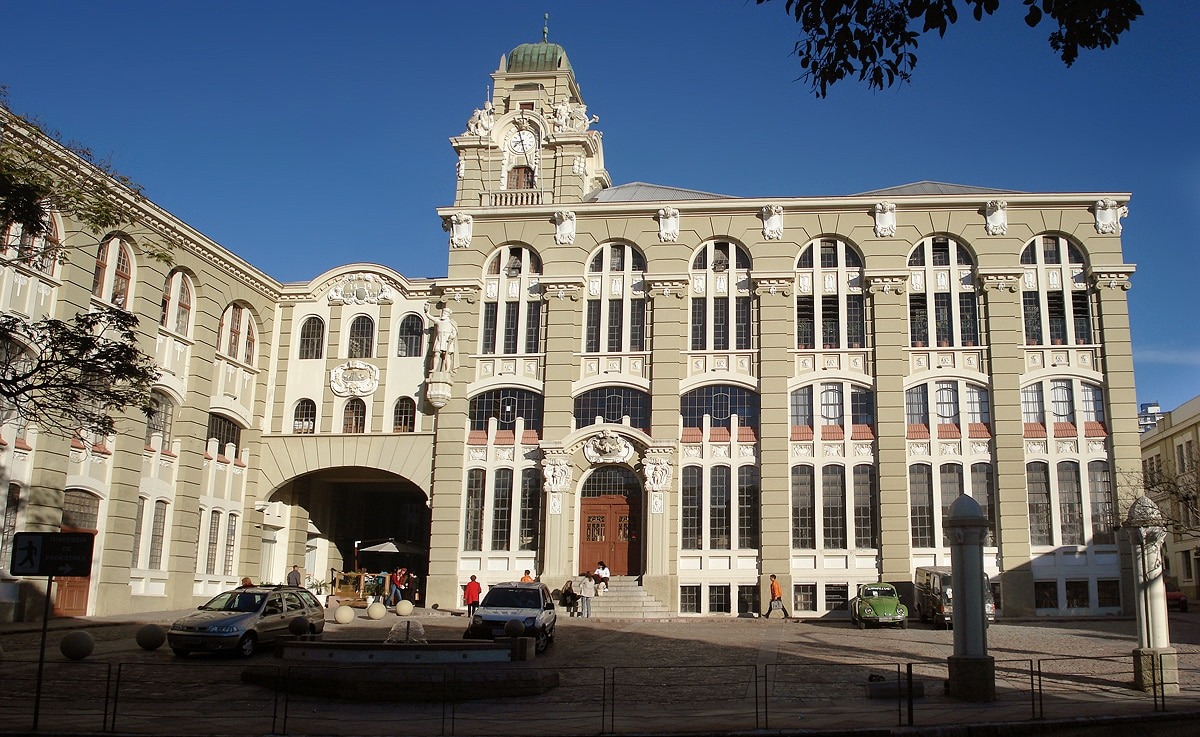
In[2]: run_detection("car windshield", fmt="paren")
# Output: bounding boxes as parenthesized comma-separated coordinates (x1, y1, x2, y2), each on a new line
(482, 588, 542, 609)
(863, 586, 893, 598)
(201, 591, 265, 612)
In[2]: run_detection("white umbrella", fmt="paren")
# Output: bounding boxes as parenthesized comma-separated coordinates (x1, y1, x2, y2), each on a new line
(358, 539, 424, 555)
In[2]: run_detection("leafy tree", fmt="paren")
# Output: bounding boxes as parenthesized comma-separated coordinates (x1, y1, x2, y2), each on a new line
(756, 1, 1145, 97)
(1, 90, 167, 437)
(1136, 446, 1200, 538)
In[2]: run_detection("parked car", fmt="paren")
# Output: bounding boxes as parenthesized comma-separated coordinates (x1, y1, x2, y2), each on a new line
(168, 585, 326, 657)
(914, 565, 996, 629)
(463, 581, 557, 652)
(1165, 582, 1189, 612)
(849, 582, 908, 629)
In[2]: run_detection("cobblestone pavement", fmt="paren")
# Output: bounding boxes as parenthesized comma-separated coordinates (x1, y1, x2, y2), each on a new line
(1, 607, 1198, 735)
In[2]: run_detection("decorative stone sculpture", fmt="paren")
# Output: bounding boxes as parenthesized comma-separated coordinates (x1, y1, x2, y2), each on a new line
(327, 272, 395, 305)
(543, 457, 572, 493)
(1124, 495, 1179, 693)
(583, 428, 634, 464)
(443, 212, 473, 249)
(1094, 198, 1128, 235)
(642, 457, 672, 492)
(425, 303, 459, 374)
(465, 101, 495, 135)
(657, 206, 680, 243)
(554, 211, 576, 245)
(984, 200, 1008, 236)
(760, 205, 784, 240)
(553, 100, 598, 132)
(330, 361, 380, 397)
(873, 201, 897, 238)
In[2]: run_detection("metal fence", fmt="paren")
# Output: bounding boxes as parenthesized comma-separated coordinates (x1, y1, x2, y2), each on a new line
(1, 652, 1196, 735)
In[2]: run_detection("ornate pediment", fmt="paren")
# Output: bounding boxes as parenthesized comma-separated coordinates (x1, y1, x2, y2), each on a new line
(582, 429, 634, 464)
(327, 273, 395, 305)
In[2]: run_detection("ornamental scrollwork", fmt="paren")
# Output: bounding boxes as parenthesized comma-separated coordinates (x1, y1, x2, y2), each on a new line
(984, 200, 1008, 236)
(873, 202, 897, 238)
(1094, 199, 1129, 235)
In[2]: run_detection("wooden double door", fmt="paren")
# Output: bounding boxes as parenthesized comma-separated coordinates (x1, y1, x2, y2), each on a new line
(580, 493, 642, 576)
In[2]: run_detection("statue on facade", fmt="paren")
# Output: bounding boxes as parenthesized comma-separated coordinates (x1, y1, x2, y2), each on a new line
(465, 101, 495, 136)
(425, 303, 459, 373)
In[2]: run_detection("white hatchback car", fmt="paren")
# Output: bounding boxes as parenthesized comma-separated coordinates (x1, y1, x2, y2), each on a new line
(463, 581, 557, 652)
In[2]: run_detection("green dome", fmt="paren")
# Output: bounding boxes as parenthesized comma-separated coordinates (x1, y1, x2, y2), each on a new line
(507, 42, 571, 73)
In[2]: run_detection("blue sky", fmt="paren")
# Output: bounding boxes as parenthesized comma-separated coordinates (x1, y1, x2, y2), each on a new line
(3, 2, 1197, 411)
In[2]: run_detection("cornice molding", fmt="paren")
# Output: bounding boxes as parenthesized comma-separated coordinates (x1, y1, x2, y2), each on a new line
(1090, 266, 1136, 291)
(645, 276, 689, 300)
(977, 270, 1024, 293)
(538, 277, 585, 301)
(752, 274, 794, 298)
(864, 272, 908, 295)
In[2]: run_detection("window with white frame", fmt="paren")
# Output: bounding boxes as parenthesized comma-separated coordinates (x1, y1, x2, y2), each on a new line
(791, 465, 816, 549)
(347, 315, 375, 359)
(131, 497, 146, 569)
(468, 389, 544, 434)
(148, 499, 168, 569)
(4, 216, 59, 275)
(681, 385, 760, 437)
(573, 387, 651, 432)
(971, 463, 996, 542)
(907, 236, 979, 347)
(939, 463, 963, 546)
(159, 271, 193, 336)
(393, 398, 416, 432)
(1027, 462, 1053, 545)
(682, 464, 759, 551)
(690, 241, 753, 351)
(1021, 384, 1045, 425)
(216, 303, 257, 366)
(1, 483, 22, 569)
(206, 413, 242, 457)
(1020, 235, 1092, 346)
(852, 464, 877, 549)
(1058, 461, 1085, 545)
(145, 391, 174, 447)
(396, 314, 424, 357)
(293, 399, 316, 434)
(342, 398, 366, 433)
(966, 386, 992, 426)
(298, 317, 324, 359)
(1088, 460, 1115, 544)
(795, 238, 865, 349)
(480, 246, 545, 355)
(91, 234, 134, 308)
(1050, 379, 1075, 424)
(910, 464, 935, 547)
(935, 382, 960, 427)
(585, 243, 647, 353)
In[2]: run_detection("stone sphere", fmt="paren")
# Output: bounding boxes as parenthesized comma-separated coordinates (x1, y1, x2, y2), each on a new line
(60, 631, 94, 660)
(288, 616, 310, 636)
(334, 604, 356, 624)
(503, 619, 525, 638)
(395, 600, 415, 616)
(366, 602, 387, 620)
(135, 624, 166, 650)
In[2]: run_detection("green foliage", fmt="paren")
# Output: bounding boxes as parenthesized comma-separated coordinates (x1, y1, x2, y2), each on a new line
(756, 1, 1144, 97)
(0, 306, 160, 438)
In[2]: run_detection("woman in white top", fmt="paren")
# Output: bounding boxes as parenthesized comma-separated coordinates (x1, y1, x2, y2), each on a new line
(578, 574, 596, 618)
(593, 562, 611, 593)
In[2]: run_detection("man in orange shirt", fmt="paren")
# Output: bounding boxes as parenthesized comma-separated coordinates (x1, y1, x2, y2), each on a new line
(763, 573, 790, 618)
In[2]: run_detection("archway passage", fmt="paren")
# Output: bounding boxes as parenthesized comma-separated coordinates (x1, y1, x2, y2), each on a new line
(580, 466, 642, 576)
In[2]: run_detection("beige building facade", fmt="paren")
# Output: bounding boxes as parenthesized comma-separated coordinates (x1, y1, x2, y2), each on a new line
(1, 40, 1142, 621)
(1141, 396, 1200, 602)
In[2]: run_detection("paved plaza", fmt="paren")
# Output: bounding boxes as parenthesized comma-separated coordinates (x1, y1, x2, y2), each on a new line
(1, 606, 1198, 736)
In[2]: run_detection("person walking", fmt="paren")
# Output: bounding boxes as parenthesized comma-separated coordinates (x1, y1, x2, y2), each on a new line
(762, 573, 790, 618)
(464, 575, 482, 618)
(578, 573, 596, 618)
(286, 565, 302, 587)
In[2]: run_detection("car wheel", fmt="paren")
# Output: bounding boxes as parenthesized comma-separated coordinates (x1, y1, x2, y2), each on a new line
(900, 618, 908, 629)
(535, 628, 550, 653)
(171, 647, 190, 657)
(856, 618, 865, 630)
(236, 633, 257, 658)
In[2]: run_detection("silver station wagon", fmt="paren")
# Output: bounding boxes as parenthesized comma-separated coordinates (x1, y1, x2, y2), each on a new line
(168, 585, 326, 657)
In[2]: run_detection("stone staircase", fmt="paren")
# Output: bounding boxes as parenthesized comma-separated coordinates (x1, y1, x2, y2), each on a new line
(583, 576, 670, 619)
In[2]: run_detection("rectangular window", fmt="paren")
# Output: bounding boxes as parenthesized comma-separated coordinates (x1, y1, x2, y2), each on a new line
(1050, 380, 1075, 423)
(853, 465, 877, 549)
(1097, 579, 1121, 608)
(690, 297, 707, 351)
(1058, 462, 1084, 545)
(223, 514, 237, 576)
(518, 469, 540, 551)
(820, 384, 843, 427)
(934, 293, 953, 345)
(1042, 236, 1061, 264)
(709, 466, 731, 550)
(524, 300, 542, 354)
(585, 301, 601, 353)
(206, 511, 221, 575)
(735, 296, 752, 350)
(824, 583, 849, 611)
(1028, 463, 1053, 546)
(738, 585, 759, 616)
(148, 500, 168, 570)
(502, 301, 520, 354)
(1023, 292, 1043, 344)
(821, 295, 840, 348)
(629, 299, 646, 352)
(491, 468, 513, 551)
(931, 237, 951, 266)
(822, 466, 846, 549)
(606, 299, 623, 352)
(796, 296, 815, 349)
(131, 497, 146, 569)
(1021, 385, 1045, 424)
(794, 583, 817, 612)
(846, 294, 865, 348)
(851, 387, 874, 426)
(935, 382, 960, 425)
(1047, 291, 1068, 343)
(967, 386, 991, 425)
(939, 463, 963, 545)
(680, 585, 700, 613)
(791, 386, 813, 429)
(910, 465, 934, 547)
(971, 463, 996, 542)
(1072, 291, 1092, 344)
(909, 294, 929, 346)
(1064, 580, 1089, 609)
(791, 465, 815, 549)
(1088, 461, 1115, 545)
(820, 240, 838, 267)
(906, 385, 929, 427)
(481, 303, 498, 355)
(1, 483, 22, 568)
(708, 585, 731, 614)
(737, 466, 760, 550)
(713, 297, 729, 351)
(682, 466, 702, 550)
(959, 293, 979, 346)
(227, 305, 242, 357)
(463, 470, 485, 551)
(1035, 581, 1059, 609)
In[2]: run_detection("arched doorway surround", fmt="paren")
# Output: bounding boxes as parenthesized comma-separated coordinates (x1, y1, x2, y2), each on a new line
(579, 466, 642, 576)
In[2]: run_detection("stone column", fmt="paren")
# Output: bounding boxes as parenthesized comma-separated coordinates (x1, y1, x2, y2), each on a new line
(945, 494, 995, 701)
(1123, 496, 1178, 694)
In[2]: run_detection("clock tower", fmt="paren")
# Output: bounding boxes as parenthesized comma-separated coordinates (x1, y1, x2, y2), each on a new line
(451, 39, 611, 208)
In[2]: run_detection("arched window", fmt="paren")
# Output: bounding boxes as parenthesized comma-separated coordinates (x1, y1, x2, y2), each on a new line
(62, 489, 100, 530)
(690, 241, 753, 351)
(468, 388, 544, 432)
(298, 317, 325, 359)
(5, 216, 59, 275)
(91, 235, 134, 308)
(397, 314, 424, 357)
(906, 380, 991, 439)
(795, 238, 866, 349)
(480, 246, 545, 356)
(584, 243, 648, 353)
(393, 397, 416, 432)
(159, 271, 193, 336)
(293, 399, 316, 434)
(1020, 235, 1093, 345)
(347, 315, 374, 358)
(343, 398, 366, 433)
(217, 303, 258, 366)
(681, 385, 760, 441)
(206, 413, 242, 457)
(573, 387, 651, 432)
(148, 499, 169, 569)
(145, 391, 175, 446)
(907, 236, 980, 347)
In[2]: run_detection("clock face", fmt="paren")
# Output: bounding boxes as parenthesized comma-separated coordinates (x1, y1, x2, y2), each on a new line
(509, 130, 537, 154)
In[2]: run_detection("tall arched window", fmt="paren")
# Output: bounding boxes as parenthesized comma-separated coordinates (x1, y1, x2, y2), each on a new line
(480, 246, 545, 356)
(145, 391, 175, 446)
(907, 236, 979, 347)
(690, 241, 753, 351)
(91, 235, 135, 308)
(585, 243, 648, 353)
(397, 314, 424, 357)
(4, 215, 58, 275)
(1021, 235, 1092, 345)
(795, 238, 865, 349)
(206, 413, 242, 456)
(298, 317, 325, 359)
(343, 398, 366, 433)
(347, 315, 375, 358)
(393, 398, 416, 432)
(293, 399, 316, 434)
(217, 303, 258, 366)
(159, 271, 193, 336)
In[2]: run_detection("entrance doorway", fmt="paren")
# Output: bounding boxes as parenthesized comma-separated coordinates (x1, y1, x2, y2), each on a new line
(55, 489, 99, 616)
(579, 466, 642, 576)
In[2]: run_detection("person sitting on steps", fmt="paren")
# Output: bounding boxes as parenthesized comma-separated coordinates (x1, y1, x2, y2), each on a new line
(593, 561, 611, 594)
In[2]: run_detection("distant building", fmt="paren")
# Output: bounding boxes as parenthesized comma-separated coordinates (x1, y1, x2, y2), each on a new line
(1139, 401, 1164, 433)
(1140, 396, 1200, 601)
(1, 38, 1142, 621)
